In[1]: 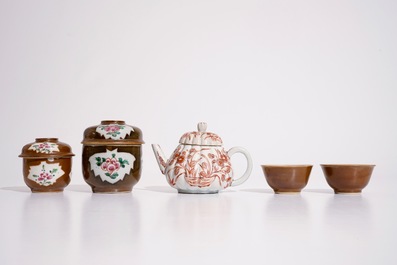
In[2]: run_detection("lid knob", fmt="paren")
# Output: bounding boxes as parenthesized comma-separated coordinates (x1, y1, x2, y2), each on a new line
(197, 122, 207, 132)
(179, 122, 222, 146)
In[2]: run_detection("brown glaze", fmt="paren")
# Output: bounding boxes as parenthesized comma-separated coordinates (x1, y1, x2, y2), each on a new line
(22, 157, 72, 192)
(19, 138, 74, 192)
(82, 145, 142, 193)
(320, 164, 375, 193)
(82, 120, 144, 146)
(81, 120, 144, 193)
(261, 165, 313, 193)
(20, 138, 74, 158)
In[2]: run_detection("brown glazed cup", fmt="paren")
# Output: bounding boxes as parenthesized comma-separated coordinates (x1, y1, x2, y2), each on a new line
(320, 164, 375, 194)
(261, 165, 313, 193)
(19, 138, 74, 192)
(82, 120, 144, 193)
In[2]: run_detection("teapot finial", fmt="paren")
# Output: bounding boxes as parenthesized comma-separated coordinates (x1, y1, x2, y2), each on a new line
(197, 122, 207, 132)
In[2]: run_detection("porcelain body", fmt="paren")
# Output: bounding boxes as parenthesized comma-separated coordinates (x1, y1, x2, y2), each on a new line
(261, 165, 313, 193)
(19, 138, 74, 192)
(320, 164, 375, 193)
(82, 120, 144, 193)
(152, 122, 252, 194)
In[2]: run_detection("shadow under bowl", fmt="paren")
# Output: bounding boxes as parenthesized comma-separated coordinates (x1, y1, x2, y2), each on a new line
(320, 164, 375, 194)
(261, 165, 313, 194)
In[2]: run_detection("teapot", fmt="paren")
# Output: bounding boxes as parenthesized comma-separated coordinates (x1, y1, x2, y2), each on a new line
(152, 122, 253, 193)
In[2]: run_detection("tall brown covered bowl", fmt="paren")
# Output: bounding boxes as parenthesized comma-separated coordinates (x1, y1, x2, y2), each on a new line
(82, 120, 144, 193)
(19, 138, 74, 192)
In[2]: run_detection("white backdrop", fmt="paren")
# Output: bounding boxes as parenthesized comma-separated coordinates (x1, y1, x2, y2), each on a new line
(1, 0, 396, 192)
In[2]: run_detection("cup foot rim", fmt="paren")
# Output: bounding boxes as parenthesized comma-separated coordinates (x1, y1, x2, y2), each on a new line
(92, 188, 132, 193)
(274, 190, 302, 194)
(334, 190, 362, 194)
(31, 188, 64, 193)
(177, 189, 219, 194)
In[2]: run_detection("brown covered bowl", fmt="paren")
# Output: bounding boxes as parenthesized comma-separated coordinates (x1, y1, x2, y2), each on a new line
(261, 165, 313, 193)
(19, 138, 74, 192)
(320, 164, 375, 193)
(82, 120, 144, 193)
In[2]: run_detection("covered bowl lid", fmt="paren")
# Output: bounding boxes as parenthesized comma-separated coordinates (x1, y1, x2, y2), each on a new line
(19, 138, 75, 158)
(179, 122, 223, 146)
(81, 120, 144, 146)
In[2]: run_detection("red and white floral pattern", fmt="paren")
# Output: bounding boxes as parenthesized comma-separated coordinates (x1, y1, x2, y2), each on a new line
(152, 122, 253, 193)
(165, 145, 233, 191)
(179, 132, 223, 145)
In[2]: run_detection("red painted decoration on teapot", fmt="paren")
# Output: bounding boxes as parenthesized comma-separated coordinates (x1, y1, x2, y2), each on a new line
(152, 122, 252, 194)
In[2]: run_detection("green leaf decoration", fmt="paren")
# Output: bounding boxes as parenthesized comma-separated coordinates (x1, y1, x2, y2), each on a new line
(33, 175, 38, 178)
(52, 169, 58, 173)
(96, 162, 101, 166)
(112, 154, 116, 158)
(102, 158, 106, 162)
(96, 157, 101, 162)
(110, 173, 119, 179)
(118, 159, 129, 168)
(105, 173, 110, 176)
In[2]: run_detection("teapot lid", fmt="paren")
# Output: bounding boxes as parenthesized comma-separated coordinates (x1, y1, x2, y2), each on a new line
(19, 138, 75, 158)
(179, 122, 223, 146)
(81, 120, 144, 146)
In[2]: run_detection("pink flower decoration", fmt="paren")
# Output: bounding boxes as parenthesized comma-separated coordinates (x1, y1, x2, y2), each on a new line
(38, 172, 52, 181)
(100, 157, 121, 175)
(105, 125, 120, 132)
(107, 164, 117, 174)
(38, 143, 50, 149)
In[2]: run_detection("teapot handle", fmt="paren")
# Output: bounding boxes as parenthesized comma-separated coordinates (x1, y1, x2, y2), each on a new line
(228, 147, 253, 187)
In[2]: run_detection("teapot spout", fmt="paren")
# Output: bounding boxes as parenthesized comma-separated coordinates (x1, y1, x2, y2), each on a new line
(152, 144, 168, 174)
